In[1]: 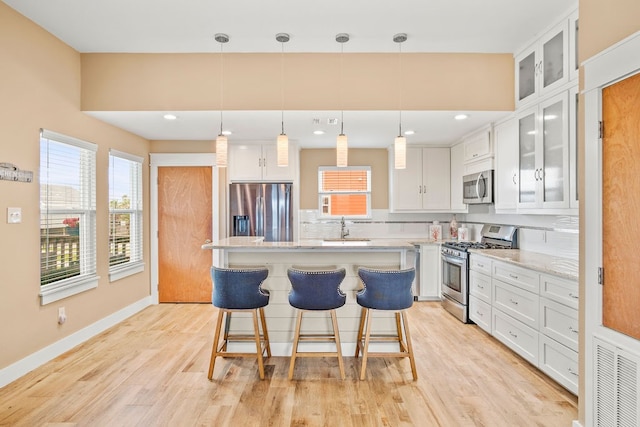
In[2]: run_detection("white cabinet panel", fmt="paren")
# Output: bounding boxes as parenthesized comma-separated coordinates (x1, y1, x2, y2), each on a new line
(229, 143, 296, 182)
(540, 297, 579, 351)
(470, 255, 492, 275)
(463, 129, 492, 163)
(470, 270, 491, 304)
(540, 273, 579, 310)
(419, 244, 442, 300)
(492, 261, 540, 294)
(449, 142, 467, 212)
(494, 117, 519, 211)
(469, 295, 491, 333)
(390, 147, 450, 212)
(493, 279, 539, 329)
(539, 334, 578, 395)
(493, 309, 539, 366)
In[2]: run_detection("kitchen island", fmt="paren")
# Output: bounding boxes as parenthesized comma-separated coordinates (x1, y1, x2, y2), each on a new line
(202, 236, 417, 356)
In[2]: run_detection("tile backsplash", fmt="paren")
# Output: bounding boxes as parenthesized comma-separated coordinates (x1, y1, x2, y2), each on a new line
(299, 209, 579, 261)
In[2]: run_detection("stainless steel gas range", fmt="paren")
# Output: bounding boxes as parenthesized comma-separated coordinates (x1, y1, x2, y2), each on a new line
(441, 224, 517, 323)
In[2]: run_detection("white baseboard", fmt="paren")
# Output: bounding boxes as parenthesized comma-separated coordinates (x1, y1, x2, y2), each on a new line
(572, 420, 583, 427)
(0, 296, 152, 388)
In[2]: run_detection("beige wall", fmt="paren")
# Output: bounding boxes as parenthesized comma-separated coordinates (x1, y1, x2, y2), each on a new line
(0, 3, 151, 369)
(299, 149, 388, 210)
(81, 52, 514, 112)
(578, 1, 640, 424)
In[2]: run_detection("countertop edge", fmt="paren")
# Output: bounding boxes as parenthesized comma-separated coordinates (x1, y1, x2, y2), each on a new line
(469, 248, 578, 281)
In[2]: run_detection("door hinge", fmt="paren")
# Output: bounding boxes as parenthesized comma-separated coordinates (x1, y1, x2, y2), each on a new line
(599, 121, 604, 139)
(598, 267, 604, 285)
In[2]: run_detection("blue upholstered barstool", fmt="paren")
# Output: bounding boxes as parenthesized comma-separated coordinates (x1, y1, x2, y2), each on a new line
(208, 266, 271, 380)
(355, 267, 417, 380)
(287, 267, 347, 380)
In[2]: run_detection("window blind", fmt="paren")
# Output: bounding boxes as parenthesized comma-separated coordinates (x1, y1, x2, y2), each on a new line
(109, 149, 144, 279)
(318, 166, 371, 217)
(39, 129, 97, 296)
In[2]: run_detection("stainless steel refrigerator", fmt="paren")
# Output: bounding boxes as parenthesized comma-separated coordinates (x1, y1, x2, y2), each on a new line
(229, 183, 293, 242)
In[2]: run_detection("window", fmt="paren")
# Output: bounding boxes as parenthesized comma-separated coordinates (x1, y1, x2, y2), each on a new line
(318, 166, 371, 218)
(109, 150, 144, 281)
(39, 129, 97, 304)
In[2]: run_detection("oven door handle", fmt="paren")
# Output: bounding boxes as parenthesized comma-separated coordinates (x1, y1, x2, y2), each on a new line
(441, 253, 466, 267)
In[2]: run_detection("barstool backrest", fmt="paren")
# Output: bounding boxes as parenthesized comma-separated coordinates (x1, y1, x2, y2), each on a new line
(357, 267, 415, 310)
(287, 268, 347, 310)
(211, 266, 269, 309)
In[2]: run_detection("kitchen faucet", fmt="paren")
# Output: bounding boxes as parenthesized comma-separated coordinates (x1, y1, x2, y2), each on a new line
(340, 216, 350, 239)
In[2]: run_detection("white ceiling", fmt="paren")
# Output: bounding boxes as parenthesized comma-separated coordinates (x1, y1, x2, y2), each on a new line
(4, 0, 577, 147)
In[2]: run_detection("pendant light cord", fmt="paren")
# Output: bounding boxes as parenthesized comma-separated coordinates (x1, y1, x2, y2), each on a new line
(398, 39, 403, 137)
(340, 41, 344, 135)
(281, 39, 285, 135)
(219, 40, 224, 136)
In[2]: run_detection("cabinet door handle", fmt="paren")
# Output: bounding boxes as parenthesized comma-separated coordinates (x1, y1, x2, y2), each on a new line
(512, 173, 517, 185)
(418, 185, 422, 194)
(534, 169, 540, 181)
(423, 185, 427, 193)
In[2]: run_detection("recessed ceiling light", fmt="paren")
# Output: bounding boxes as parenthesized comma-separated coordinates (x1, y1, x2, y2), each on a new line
(454, 114, 468, 120)
(163, 113, 178, 120)
(313, 130, 325, 135)
(404, 130, 415, 135)
(221, 130, 232, 136)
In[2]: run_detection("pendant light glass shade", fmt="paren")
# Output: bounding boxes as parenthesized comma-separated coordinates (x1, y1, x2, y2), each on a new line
(393, 33, 408, 170)
(277, 133, 289, 167)
(215, 33, 230, 168)
(216, 134, 228, 167)
(335, 33, 350, 167)
(394, 135, 406, 169)
(276, 33, 290, 167)
(336, 133, 348, 167)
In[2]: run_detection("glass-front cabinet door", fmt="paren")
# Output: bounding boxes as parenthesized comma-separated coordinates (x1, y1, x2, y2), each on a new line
(541, 93, 569, 208)
(518, 108, 538, 207)
(517, 91, 570, 210)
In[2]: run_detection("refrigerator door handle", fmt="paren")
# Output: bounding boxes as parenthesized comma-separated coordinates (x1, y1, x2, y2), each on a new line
(255, 195, 264, 237)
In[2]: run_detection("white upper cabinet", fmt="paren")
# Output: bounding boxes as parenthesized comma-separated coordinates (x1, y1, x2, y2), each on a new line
(494, 117, 519, 212)
(463, 128, 493, 163)
(515, 20, 570, 109)
(229, 142, 297, 182)
(568, 85, 579, 209)
(517, 91, 570, 211)
(390, 147, 450, 212)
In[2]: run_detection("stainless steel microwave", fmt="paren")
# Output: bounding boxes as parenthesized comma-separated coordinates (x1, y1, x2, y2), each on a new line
(462, 170, 494, 204)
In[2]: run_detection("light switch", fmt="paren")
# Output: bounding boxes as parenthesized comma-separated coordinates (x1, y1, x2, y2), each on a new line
(7, 207, 21, 224)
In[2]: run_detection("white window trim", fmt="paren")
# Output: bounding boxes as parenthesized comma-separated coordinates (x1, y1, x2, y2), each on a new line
(108, 149, 144, 282)
(317, 166, 372, 219)
(39, 129, 98, 305)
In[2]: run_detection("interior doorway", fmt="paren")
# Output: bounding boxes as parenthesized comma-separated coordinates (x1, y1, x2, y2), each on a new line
(150, 153, 219, 304)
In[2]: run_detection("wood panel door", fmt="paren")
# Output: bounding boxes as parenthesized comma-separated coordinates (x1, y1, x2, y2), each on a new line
(158, 166, 213, 303)
(602, 71, 640, 339)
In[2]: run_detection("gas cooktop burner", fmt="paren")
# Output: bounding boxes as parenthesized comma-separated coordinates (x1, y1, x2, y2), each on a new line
(442, 241, 512, 251)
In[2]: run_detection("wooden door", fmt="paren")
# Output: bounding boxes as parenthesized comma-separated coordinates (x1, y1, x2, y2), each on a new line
(158, 166, 213, 303)
(602, 71, 640, 339)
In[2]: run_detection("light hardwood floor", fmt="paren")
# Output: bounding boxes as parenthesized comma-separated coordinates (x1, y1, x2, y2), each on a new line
(0, 302, 577, 426)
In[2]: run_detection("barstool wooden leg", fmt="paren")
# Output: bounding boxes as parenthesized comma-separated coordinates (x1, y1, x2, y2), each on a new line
(355, 307, 367, 357)
(252, 309, 266, 380)
(259, 307, 271, 357)
(330, 309, 346, 380)
(288, 310, 304, 380)
(401, 310, 418, 380)
(360, 308, 374, 380)
(222, 312, 231, 352)
(395, 312, 408, 352)
(208, 309, 225, 380)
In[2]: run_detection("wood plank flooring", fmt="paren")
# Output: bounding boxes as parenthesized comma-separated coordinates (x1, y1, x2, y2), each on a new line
(0, 302, 577, 426)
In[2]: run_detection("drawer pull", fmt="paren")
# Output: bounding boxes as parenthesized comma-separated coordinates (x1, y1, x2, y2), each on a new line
(477, 263, 484, 268)
(568, 367, 578, 377)
(476, 311, 484, 317)
(569, 326, 579, 334)
(569, 293, 579, 299)
(509, 298, 519, 305)
(509, 273, 519, 279)
(477, 284, 484, 289)
(508, 331, 518, 339)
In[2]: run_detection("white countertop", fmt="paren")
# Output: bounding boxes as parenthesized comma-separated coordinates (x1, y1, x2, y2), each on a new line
(202, 236, 422, 250)
(469, 248, 578, 281)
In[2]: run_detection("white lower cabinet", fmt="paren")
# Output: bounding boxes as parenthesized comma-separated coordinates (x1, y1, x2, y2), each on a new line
(470, 253, 578, 395)
(419, 244, 442, 300)
(493, 308, 539, 366)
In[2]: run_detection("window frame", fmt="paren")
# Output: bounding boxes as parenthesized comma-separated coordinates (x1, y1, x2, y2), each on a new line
(39, 129, 98, 305)
(108, 149, 145, 282)
(317, 166, 372, 219)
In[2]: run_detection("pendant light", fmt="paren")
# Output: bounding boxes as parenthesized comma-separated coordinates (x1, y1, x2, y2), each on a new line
(276, 33, 290, 167)
(393, 33, 407, 169)
(215, 33, 229, 167)
(336, 33, 349, 167)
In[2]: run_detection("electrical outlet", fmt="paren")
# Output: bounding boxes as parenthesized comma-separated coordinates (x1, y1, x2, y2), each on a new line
(58, 307, 67, 325)
(7, 207, 21, 224)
